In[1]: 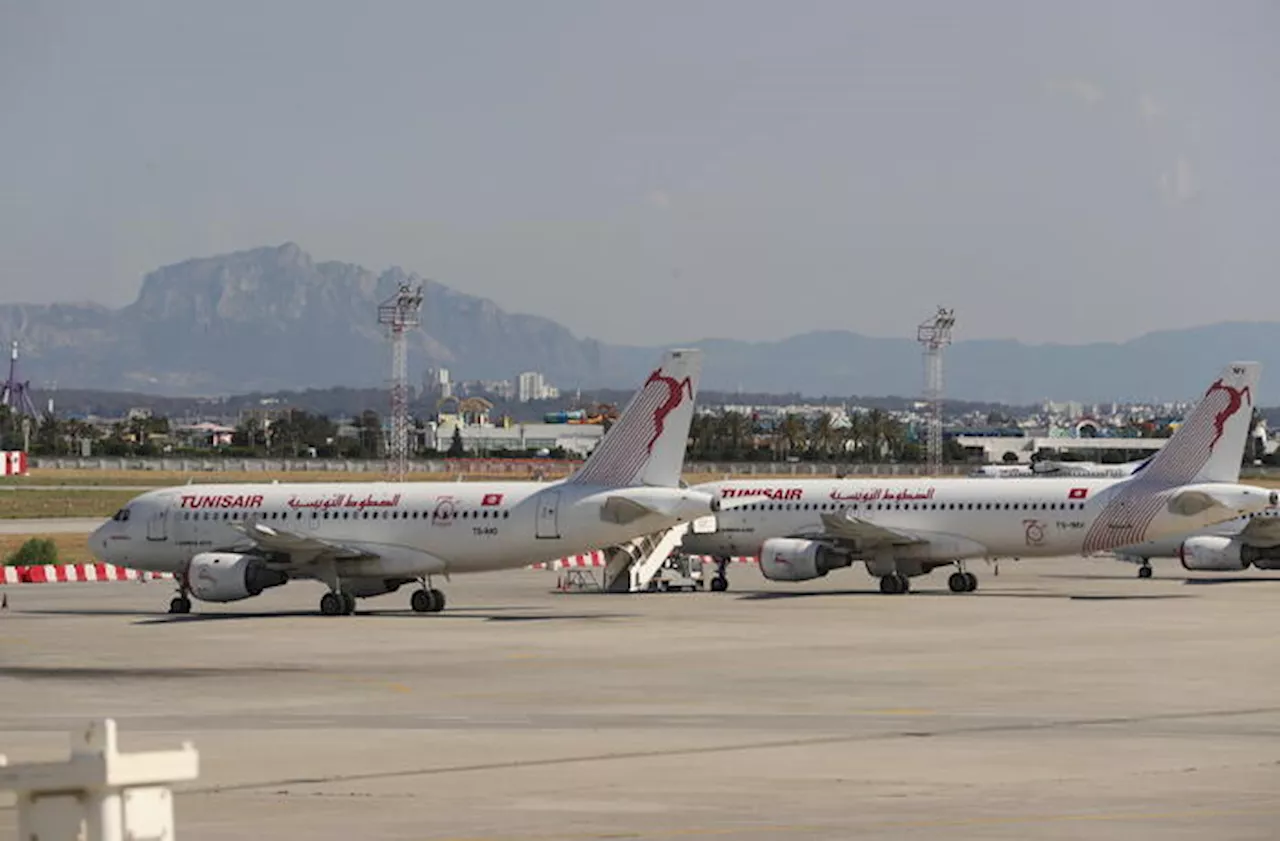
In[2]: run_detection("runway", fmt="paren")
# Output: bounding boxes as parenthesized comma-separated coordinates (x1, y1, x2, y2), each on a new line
(0, 484, 155, 492)
(2, 557, 1279, 840)
(0, 517, 102, 534)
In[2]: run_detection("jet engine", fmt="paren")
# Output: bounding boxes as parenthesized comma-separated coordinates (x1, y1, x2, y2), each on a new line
(758, 538, 851, 582)
(1178, 536, 1247, 571)
(186, 553, 289, 603)
(1178, 536, 1280, 572)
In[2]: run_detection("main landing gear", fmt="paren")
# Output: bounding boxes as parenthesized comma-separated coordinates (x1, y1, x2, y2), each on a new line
(709, 557, 730, 593)
(320, 591, 356, 615)
(948, 571, 979, 593)
(879, 573, 911, 594)
(410, 578, 446, 613)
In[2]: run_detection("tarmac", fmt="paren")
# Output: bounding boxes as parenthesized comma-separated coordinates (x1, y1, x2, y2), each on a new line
(0, 517, 102, 534)
(2, 557, 1279, 840)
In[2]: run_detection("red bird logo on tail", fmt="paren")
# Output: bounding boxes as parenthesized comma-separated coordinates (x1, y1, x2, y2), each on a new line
(1205, 378, 1252, 452)
(644, 369, 694, 453)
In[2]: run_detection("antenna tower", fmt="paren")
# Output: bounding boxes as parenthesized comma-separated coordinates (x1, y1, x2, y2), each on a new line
(377, 284, 425, 480)
(916, 307, 956, 475)
(1, 340, 39, 419)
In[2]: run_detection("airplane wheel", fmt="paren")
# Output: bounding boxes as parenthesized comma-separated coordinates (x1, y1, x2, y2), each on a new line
(429, 589, 446, 613)
(320, 592, 345, 616)
(710, 576, 729, 593)
(964, 572, 978, 592)
(169, 597, 191, 614)
(880, 575, 907, 595)
(342, 593, 357, 615)
(411, 589, 432, 613)
(1137, 565, 1153, 579)
(898, 574, 911, 593)
(948, 572, 968, 593)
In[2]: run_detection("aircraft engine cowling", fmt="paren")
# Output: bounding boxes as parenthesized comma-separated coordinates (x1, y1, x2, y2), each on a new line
(1177, 536, 1248, 572)
(758, 538, 850, 582)
(186, 552, 289, 603)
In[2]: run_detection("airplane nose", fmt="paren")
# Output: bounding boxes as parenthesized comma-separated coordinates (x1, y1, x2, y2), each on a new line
(88, 524, 110, 562)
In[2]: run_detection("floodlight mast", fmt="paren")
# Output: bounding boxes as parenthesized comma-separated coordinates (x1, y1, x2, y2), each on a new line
(916, 307, 955, 476)
(377, 284, 424, 480)
(0, 340, 39, 419)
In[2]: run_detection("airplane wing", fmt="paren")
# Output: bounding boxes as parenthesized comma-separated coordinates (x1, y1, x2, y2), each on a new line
(816, 511, 929, 547)
(228, 522, 380, 563)
(1239, 516, 1280, 547)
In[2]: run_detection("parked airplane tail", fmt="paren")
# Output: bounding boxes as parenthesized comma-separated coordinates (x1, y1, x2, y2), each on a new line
(566, 349, 702, 488)
(1136, 361, 1259, 486)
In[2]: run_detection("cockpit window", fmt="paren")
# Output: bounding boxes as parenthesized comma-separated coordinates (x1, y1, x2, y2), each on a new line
(111, 508, 131, 522)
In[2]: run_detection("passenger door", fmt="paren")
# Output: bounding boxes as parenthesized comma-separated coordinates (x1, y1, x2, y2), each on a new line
(146, 503, 169, 542)
(535, 490, 561, 539)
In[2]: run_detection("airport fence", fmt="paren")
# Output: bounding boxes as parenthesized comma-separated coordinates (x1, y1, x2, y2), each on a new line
(27, 456, 976, 477)
(23, 456, 1280, 481)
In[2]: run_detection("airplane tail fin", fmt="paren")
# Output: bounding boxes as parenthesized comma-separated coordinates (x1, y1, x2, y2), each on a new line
(566, 349, 702, 488)
(1136, 361, 1259, 486)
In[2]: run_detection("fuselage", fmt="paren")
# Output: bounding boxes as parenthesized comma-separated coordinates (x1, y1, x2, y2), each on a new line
(1114, 507, 1280, 560)
(683, 476, 1268, 561)
(91, 479, 708, 577)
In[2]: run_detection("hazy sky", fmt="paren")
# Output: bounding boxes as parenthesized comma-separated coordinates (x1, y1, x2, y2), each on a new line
(2, 1, 1277, 346)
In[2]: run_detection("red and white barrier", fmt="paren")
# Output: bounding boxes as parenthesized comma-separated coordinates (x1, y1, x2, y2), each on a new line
(2, 450, 28, 476)
(529, 552, 607, 570)
(1, 555, 756, 585)
(528, 553, 758, 570)
(2, 564, 171, 584)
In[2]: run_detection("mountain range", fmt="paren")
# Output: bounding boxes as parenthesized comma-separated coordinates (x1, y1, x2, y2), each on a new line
(1, 243, 1277, 404)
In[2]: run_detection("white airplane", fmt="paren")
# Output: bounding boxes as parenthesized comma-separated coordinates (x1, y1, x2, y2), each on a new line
(971, 457, 1152, 478)
(89, 349, 715, 616)
(1109, 505, 1280, 579)
(682, 362, 1275, 595)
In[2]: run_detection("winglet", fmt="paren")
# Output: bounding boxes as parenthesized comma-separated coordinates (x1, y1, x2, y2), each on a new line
(566, 349, 702, 488)
(1137, 361, 1259, 486)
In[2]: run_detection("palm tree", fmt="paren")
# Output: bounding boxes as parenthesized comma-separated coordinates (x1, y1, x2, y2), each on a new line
(719, 411, 753, 460)
(689, 413, 718, 460)
(810, 413, 838, 460)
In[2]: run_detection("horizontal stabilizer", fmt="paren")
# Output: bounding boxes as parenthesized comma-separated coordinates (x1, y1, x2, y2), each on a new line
(599, 496, 658, 526)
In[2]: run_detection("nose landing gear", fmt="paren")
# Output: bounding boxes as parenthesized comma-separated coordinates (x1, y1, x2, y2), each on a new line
(168, 573, 192, 614)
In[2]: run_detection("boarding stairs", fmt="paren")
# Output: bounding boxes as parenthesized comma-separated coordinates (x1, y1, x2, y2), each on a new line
(601, 523, 691, 593)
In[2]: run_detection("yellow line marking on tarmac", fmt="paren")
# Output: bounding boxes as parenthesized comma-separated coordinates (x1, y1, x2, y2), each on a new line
(328, 674, 412, 694)
(858, 708, 934, 716)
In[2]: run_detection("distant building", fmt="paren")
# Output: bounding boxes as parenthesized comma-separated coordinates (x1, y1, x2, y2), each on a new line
(517, 372, 558, 402)
(173, 422, 236, 448)
(427, 367, 452, 400)
(432, 420, 601, 456)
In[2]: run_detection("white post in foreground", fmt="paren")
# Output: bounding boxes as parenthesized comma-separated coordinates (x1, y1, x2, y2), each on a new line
(0, 718, 199, 841)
